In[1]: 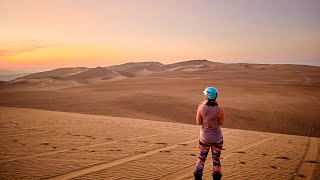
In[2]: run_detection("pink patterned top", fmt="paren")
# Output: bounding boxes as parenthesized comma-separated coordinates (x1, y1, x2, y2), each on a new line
(196, 101, 224, 144)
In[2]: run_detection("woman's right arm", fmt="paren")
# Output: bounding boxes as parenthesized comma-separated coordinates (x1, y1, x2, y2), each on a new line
(219, 107, 224, 126)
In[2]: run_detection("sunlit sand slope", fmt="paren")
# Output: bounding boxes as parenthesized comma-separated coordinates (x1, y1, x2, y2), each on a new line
(0, 107, 318, 179)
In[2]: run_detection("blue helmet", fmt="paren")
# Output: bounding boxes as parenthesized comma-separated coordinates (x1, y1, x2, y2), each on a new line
(203, 87, 218, 100)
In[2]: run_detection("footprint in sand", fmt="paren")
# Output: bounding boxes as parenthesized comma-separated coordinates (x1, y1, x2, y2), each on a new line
(275, 156, 290, 160)
(109, 149, 122, 151)
(159, 150, 170, 153)
(305, 160, 318, 164)
(40, 142, 50, 145)
(84, 150, 96, 152)
(236, 151, 246, 154)
(297, 174, 306, 178)
(179, 143, 188, 146)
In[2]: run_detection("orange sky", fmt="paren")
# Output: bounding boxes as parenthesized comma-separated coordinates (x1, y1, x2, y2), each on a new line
(1, 0, 320, 71)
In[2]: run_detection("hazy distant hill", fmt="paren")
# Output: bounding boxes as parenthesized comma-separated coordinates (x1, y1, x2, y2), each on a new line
(0, 70, 33, 81)
(0, 73, 31, 81)
(18, 67, 89, 80)
(0, 70, 30, 74)
(0, 67, 89, 89)
(1, 60, 320, 90)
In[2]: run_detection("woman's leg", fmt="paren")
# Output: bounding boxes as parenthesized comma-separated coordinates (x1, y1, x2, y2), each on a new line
(211, 140, 223, 177)
(194, 141, 210, 175)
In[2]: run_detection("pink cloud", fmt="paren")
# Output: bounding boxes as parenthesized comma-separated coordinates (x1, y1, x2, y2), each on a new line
(0, 40, 58, 57)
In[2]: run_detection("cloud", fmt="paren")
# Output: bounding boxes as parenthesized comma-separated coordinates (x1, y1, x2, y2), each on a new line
(0, 40, 57, 57)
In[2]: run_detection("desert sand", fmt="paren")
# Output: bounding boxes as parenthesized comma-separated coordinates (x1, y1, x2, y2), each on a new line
(0, 106, 319, 179)
(0, 60, 319, 179)
(0, 60, 319, 137)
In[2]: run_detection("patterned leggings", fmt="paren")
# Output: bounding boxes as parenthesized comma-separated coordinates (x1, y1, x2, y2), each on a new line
(194, 139, 223, 175)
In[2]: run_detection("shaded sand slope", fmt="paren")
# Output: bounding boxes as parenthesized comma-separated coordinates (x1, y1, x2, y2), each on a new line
(0, 73, 319, 137)
(0, 107, 319, 179)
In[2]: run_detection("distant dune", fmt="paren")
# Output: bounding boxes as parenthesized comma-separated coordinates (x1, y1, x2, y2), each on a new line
(0, 107, 319, 179)
(165, 59, 221, 69)
(3, 60, 319, 87)
(0, 70, 33, 81)
(0, 60, 319, 137)
(18, 67, 89, 80)
(107, 62, 166, 74)
(0, 73, 31, 81)
(64, 67, 134, 81)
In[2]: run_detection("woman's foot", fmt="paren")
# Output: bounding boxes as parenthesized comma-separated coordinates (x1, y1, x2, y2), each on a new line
(212, 172, 222, 180)
(194, 173, 202, 180)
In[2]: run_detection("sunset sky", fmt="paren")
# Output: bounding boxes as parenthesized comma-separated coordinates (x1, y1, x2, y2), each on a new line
(1, 0, 320, 71)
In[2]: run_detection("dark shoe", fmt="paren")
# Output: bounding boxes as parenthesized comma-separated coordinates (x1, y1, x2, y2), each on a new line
(212, 172, 222, 180)
(194, 173, 202, 180)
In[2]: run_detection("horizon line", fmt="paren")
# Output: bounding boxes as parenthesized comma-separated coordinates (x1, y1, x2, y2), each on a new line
(1, 59, 319, 73)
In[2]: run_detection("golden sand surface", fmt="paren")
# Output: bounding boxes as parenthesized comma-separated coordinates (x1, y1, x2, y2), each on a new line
(1, 62, 319, 137)
(0, 107, 318, 179)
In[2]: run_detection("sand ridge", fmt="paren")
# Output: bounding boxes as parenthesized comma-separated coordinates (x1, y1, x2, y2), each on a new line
(294, 137, 319, 180)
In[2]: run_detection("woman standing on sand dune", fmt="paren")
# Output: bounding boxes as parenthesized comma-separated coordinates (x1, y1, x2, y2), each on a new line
(194, 87, 224, 180)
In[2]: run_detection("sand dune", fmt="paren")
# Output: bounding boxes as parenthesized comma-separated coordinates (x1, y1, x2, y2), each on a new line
(164, 59, 220, 68)
(3, 60, 320, 87)
(17, 67, 89, 80)
(0, 60, 319, 137)
(0, 107, 318, 179)
(163, 60, 220, 72)
(107, 62, 166, 75)
(65, 67, 134, 81)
